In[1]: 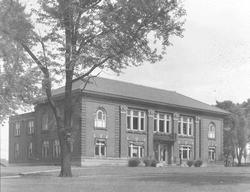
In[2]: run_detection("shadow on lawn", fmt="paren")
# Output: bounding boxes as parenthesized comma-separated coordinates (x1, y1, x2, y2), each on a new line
(135, 174, 250, 186)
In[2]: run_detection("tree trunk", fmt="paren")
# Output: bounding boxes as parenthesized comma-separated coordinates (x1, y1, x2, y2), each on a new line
(59, 130, 72, 177)
(237, 148, 244, 166)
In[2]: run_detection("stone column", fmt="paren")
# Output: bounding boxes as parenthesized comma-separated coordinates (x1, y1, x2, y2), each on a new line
(171, 144, 174, 164)
(194, 116, 200, 160)
(120, 105, 127, 158)
(173, 113, 179, 164)
(147, 109, 154, 158)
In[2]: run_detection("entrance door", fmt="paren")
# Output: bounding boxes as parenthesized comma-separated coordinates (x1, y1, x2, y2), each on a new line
(160, 145, 166, 162)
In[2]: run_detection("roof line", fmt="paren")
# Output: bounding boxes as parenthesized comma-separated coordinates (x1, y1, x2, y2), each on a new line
(82, 90, 229, 115)
(81, 76, 177, 93)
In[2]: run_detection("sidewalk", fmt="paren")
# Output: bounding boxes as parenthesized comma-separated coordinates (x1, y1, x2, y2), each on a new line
(0, 165, 60, 178)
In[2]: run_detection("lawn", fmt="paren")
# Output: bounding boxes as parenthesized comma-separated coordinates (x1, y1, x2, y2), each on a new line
(1, 166, 250, 192)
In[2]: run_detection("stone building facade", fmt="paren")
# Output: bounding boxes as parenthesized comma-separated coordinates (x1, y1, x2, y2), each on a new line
(9, 77, 228, 165)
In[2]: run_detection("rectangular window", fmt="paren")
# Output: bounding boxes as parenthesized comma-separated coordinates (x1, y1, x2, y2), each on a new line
(127, 116, 131, 130)
(28, 142, 33, 158)
(53, 140, 60, 158)
(159, 120, 164, 132)
(183, 123, 187, 135)
(208, 147, 216, 161)
(178, 116, 193, 136)
(133, 116, 139, 130)
(179, 145, 191, 160)
(154, 112, 172, 134)
(127, 109, 145, 131)
(188, 124, 192, 135)
(14, 122, 21, 136)
(28, 120, 34, 135)
(166, 121, 170, 133)
(42, 141, 49, 159)
(128, 143, 144, 158)
(95, 139, 106, 157)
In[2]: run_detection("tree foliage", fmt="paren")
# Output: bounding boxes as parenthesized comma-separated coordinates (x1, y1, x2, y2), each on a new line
(0, 9, 42, 122)
(0, 0, 186, 176)
(216, 100, 250, 166)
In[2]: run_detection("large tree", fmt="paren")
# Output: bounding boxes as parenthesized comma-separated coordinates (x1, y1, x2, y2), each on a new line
(216, 100, 250, 166)
(0, 0, 186, 176)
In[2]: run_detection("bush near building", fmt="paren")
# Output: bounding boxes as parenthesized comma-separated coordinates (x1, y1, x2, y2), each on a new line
(128, 158, 141, 167)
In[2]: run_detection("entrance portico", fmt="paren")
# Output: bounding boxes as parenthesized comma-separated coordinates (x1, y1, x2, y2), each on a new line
(154, 141, 174, 164)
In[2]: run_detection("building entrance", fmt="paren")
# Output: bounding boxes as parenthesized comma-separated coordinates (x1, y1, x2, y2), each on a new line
(154, 142, 173, 164)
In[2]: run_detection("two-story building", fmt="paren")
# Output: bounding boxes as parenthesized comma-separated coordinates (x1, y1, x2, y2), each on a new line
(9, 77, 228, 166)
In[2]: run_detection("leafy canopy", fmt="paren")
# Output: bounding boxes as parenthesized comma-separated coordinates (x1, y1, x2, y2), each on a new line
(0, 0, 185, 121)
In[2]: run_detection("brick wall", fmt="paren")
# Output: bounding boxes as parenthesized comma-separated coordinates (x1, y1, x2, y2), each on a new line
(9, 112, 35, 163)
(200, 116, 223, 162)
(9, 93, 225, 165)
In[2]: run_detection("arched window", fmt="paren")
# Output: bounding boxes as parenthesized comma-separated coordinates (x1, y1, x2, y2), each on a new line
(208, 123, 216, 139)
(94, 108, 106, 128)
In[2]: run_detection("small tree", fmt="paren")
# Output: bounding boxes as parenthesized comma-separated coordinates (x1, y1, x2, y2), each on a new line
(0, 0, 186, 176)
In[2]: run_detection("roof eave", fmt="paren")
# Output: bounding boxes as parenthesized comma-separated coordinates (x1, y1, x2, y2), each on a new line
(82, 90, 230, 116)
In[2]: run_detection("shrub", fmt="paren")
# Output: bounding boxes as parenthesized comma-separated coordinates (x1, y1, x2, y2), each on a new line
(187, 160, 193, 167)
(128, 158, 141, 167)
(151, 159, 158, 167)
(194, 160, 203, 167)
(143, 159, 152, 167)
(143, 157, 158, 167)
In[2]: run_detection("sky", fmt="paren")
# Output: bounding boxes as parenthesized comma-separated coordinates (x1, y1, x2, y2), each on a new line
(1, 0, 250, 160)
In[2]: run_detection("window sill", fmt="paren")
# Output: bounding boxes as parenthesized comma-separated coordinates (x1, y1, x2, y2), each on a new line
(154, 132, 172, 136)
(127, 130, 146, 135)
(178, 135, 194, 139)
(94, 127, 107, 130)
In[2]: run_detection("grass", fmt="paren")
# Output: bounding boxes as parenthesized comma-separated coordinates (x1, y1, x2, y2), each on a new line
(1, 166, 250, 192)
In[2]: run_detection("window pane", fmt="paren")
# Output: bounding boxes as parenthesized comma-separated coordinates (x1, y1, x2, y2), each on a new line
(127, 116, 131, 129)
(183, 149, 187, 159)
(101, 145, 105, 156)
(140, 118, 144, 131)
(140, 147, 144, 158)
(189, 124, 192, 135)
(183, 123, 187, 135)
(97, 111, 103, 120)
(95, 145, 99, 156)
(159, 120, 164, 132)
(154, 119, 157, 131)
(133, 117, 138, 130)
(166, 121, 170, 133)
